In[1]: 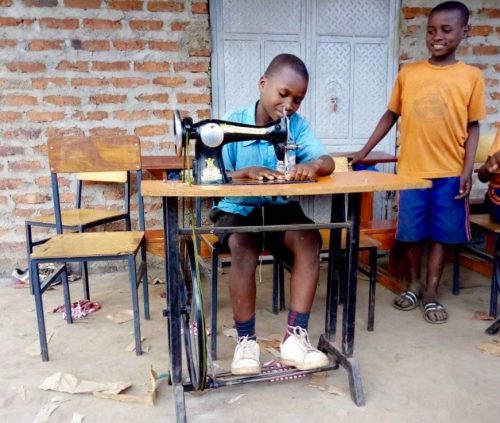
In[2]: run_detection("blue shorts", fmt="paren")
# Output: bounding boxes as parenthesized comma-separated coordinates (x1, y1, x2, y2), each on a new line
(396, 177, 470, 244)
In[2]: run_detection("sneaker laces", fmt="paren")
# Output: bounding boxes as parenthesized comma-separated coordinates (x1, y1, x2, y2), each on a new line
(237, 336, 257, 359)
(287, 326, 317, 353)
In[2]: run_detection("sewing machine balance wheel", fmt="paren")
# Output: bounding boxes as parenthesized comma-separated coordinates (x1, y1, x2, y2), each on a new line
(179, 236, 208, 391)
(173, 110, 185, 157)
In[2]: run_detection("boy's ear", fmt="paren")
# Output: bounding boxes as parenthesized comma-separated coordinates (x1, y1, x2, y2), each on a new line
(462, 24, 470, 39)
(258, 75, 267, 92)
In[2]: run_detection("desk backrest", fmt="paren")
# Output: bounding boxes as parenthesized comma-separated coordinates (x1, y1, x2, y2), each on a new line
(48, 136, 141, 173)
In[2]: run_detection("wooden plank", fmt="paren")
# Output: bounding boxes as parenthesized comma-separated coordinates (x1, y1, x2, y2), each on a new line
(470, 214, 500, 233)
(142, 172, 432, 198)
(76, 171, 127, 183)
(48, 136, 141, 173)
(29, 209, 125, 226)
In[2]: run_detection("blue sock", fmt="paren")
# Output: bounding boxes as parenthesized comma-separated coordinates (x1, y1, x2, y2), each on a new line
(235, 315, 256, 340)
(285, 310, 310, 339)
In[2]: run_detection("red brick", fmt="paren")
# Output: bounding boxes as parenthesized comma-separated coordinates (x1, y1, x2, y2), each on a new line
(111, 77, 148, 88)
(468, 25, 493, 37)
(2, 128, 42, 139)
(129, 20, 163, 31)
(83, 18, 122, 30)
(28, 40, 64, 51)
(46, 127, 84, 137)
(0, 17, 34, 26)
(9, 160, 42, 171)
(71, 78, 109, 87)
(479, 8, 500, 18)
(64, 0, 101, 8)
(171, 21, 188, 31)
(176, 93, 210, 104)
(25, 0, 57, 6)
(486, 79, 499, 87)
(405, 24, 421, 35)
(149, 40, 180, 51)
(81, 40, 110, 51)
(92, 61, 129, 71)
(108, 1, 143, 11)
(197, 109, 211, 119)
(152, 109, 171, 118)
(189, 48, 210, 57)
(0, 146, 24, 156)
(153, 76, 186, 87)
(88, 127, 127, 136)
(469, 63, 489, 70)
(0, 39, 16, 48)
(73, 111, 108, 121)
(44, 95, 81, 106)
(173, 61, 209, 73)
(491, 92, 500, 101)
(13, 193, 51, 205)
(134, 125, 168, 136)
(0, 178, 23, 190)
(495, 64, 500, 72)
(193, 77, 209, 88)
(192, 2, 208, 14)
(115, 110, 149, 120)
(486, 106, 497, 115)
(148, 1, 183, 12)
(135, 61, 170, 72)
(136, 93, 169, 103)
(57, 61, 89, 71)
(472, 45, 500, 55)
(113, 39, 146, 50)
(401, 7, 431, 19)
(32, 77, 68, 88)
(0, 111, 22, 122)
(0, 0, 12, 6)
(1, 95, 37, 106)
(27, 111, 65, 122)
(90, 94, 127, 104)
(6, 62, 45, 73)
(40, 18, 79, 29)
(2, 242, 24, 254)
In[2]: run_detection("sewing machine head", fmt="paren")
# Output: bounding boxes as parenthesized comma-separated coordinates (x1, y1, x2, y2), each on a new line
(173, 110, 295, 184)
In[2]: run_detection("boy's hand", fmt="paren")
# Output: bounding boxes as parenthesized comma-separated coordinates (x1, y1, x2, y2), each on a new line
(455, 172, 472, 200)
(246, 166, 284, 181)
(486, 151, 500, 173)
(285, 162, 320, 181)
(351, 150, 367, 164)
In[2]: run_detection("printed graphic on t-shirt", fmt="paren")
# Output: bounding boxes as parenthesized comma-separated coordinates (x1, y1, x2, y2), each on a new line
(412, 83, 451, 121)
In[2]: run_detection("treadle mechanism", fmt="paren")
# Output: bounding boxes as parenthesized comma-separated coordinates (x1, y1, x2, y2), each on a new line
(182, 363, 340, 392)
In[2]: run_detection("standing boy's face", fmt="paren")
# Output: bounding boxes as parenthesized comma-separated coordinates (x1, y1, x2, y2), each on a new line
(257, 66, 308, 123)
(426, 9, 468, 64)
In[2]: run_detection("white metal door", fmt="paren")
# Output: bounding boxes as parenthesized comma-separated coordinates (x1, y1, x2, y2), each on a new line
(210, 0, 400, 219)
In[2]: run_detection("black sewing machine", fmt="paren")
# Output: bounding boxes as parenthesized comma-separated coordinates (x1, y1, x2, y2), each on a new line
(173, 110, 298, 185)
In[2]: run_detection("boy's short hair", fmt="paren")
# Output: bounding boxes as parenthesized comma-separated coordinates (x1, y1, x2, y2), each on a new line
(264, 54, 309, 82)
(430, 1, 469, 25)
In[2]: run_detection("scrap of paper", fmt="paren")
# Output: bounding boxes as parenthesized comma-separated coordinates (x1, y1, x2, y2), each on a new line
(39, 372, 131, 395)
(106, 310, 134, 324)
(473, 311, 495, 321)
(71, 413, 85, 423)
(33, 396, 68, 423)
(477, 339, 500, 357)
(25, 331, 54, 356)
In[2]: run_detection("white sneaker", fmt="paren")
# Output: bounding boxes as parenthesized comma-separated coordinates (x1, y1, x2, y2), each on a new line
(231, 336, 261, 375)
(280, 326, 329, 370)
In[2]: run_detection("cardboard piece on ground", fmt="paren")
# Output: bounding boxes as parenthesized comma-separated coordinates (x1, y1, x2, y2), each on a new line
(473, 311, 495, 321)
(257, 334, 281, 350)
(93, 368, 159, 407)
(33, 396, 68, 423)
(309, 372, 327, 391)
(125, 337, 148, 352)
(327, 385, 346, 396)
(106, 310, 134, 324)
(39, 372, 131, 395)
(477, 339, 500, 357)
(25, 331, 54, 356)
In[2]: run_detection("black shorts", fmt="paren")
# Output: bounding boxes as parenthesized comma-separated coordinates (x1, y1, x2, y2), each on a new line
(208, 201, 320, 258)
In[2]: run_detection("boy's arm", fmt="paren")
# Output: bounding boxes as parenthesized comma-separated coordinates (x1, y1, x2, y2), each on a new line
(455, 121, 480, 199)
(351, 110, 399, 163)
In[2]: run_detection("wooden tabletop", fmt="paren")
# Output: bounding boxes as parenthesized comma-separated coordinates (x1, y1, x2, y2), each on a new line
(141, 171, 431, 198)
(331, 151, 397, 165)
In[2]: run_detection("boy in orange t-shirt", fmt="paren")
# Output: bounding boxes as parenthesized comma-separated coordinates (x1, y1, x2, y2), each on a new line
(478, 129, 500, 223)
(352, 1, 486, 323)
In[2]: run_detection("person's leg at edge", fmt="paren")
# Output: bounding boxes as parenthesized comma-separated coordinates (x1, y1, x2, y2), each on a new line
(228, 232, 262, 374)
(280, 229, 329, 370)
(423, 240, 448, 322)
(394, 241, 425, 308)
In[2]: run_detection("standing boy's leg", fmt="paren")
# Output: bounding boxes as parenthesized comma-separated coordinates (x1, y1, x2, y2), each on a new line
(394, 241, 424, 309)
(423, 241, 448, 322)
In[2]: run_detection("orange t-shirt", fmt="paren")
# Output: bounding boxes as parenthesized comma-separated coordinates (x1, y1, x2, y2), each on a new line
(388, 60, 486, 178)
(488, 129, 500, 188)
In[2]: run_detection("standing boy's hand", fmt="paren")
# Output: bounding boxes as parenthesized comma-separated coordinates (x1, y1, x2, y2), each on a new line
(455, 171, 472, 199)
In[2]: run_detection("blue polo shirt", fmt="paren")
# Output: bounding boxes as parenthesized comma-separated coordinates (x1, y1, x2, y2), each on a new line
(214, 103, 327, 216)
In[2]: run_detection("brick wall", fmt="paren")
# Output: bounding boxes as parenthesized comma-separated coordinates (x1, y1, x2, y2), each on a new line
(0, 0, 210, 275)
(0, 0, 499, 276)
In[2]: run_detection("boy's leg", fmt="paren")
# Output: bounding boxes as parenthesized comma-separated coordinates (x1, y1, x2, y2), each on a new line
(394, 241, 424, 309)
(423, 240, 448, 322)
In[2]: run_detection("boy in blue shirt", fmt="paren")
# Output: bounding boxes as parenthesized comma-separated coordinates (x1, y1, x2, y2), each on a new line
(210, 54, 335, 375)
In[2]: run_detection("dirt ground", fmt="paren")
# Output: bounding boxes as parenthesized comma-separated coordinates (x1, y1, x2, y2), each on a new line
(0, 261, 499, 423)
